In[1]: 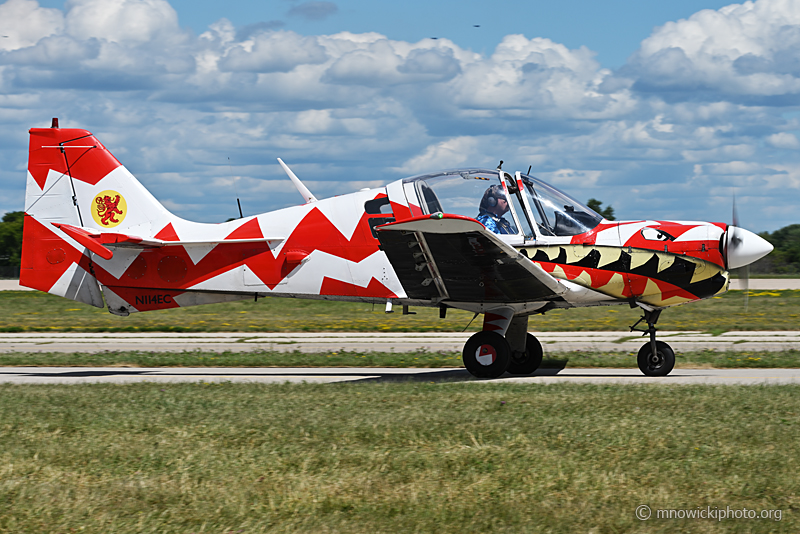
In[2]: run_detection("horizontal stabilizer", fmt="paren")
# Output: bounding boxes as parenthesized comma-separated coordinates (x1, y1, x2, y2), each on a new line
(52, 222, 283, 260)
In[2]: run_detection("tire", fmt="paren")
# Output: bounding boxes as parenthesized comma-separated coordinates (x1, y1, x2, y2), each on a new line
(462, 331, 511, 379)
(637, 340, 675, 377)
(506, 333, 543, 375)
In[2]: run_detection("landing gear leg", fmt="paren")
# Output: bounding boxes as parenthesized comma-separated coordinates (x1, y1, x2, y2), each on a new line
(631, 308, 675, 377)
(505, 315, 543, 375)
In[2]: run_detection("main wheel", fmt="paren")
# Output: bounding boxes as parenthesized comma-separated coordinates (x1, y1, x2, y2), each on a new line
(462, 331, 511, 379)
(637, 340, 675, 377)
(506, 333, 543, 375)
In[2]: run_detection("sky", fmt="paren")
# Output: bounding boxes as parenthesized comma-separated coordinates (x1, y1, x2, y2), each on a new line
(1, 0, 799, 232)
(35, 0, 737, 68)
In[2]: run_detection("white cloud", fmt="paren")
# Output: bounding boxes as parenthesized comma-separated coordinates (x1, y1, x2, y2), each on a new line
(322, 39, 403, 86)
(625, 0, 800, 100)
(764, 163, 800, 188)
(318, 36, 465, 86)
(65, 0, 182, 44)
(766, 132, 800, 149)
(697, 161, 771, 175)
(0, 0, 64, 51)
(681, 144, 756, 163)
(200, 18, 236, 44)
(396, 48, 461, 82)
(537, 169, 602, 189)
(1, 34, 99, 66)
(445, 35, 633, 120)
(219, 31, 328, 73)
(392, 137, 483, 174)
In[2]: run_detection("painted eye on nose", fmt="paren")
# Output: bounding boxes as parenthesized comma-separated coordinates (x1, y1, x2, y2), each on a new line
(641, 227, 675, 242)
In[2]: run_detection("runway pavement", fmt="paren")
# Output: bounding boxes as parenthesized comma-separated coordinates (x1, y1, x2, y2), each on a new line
(728, 279, 800, 290)
(1, 366, 800, 385)
(1, 331, 798, 353)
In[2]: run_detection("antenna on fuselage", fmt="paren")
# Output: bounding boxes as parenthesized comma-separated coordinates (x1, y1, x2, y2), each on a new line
(277, 158, 317, 204)
(228, 157, 244, 219)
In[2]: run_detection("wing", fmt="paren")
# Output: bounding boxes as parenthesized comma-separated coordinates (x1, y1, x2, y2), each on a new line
(376, 214, 566, 303)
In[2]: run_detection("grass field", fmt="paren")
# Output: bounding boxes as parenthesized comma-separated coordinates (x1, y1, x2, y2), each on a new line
(0, 382, 796, 533)
(2, 289, 799, 333)
(0, 348, 799, 369)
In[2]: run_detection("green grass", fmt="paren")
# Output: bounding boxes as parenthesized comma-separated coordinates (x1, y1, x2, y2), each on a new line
(0, 382, 797, 533)
(2, 289, 800, 332)
(0, 348, 798, 369)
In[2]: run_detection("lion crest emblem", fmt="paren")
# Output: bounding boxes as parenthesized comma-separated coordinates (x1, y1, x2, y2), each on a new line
(92, 190, 127, 228)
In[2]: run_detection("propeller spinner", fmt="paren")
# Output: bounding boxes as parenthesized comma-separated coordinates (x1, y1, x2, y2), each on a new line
(725, 225, 773, 270)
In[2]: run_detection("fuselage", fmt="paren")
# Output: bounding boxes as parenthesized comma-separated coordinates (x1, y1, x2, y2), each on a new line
(93, 169, 730, 314)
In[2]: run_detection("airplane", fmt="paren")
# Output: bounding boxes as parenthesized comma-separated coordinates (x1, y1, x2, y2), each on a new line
(20, 119, 774, 378)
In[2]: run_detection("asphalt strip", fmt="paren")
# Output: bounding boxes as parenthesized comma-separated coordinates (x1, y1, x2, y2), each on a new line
(1, 367, 799, 385)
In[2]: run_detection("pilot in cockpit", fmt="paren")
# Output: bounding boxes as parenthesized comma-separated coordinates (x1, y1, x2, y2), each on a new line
(476, 185, 514, 234)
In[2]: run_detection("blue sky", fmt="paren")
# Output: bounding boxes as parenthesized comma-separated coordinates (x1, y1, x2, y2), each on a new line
(2, 0, 800, 232)
(38, 0, 737, 67)
(150, 0, 736, 67)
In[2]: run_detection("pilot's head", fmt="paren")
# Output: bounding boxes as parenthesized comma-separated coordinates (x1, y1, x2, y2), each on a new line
(480, 185, 509, 216)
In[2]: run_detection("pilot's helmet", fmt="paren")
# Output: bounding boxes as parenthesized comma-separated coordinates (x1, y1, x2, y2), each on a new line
(480, 185, 508, 213)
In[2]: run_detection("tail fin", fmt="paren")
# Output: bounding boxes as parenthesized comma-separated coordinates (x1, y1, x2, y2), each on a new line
(21, 119, 174, 306)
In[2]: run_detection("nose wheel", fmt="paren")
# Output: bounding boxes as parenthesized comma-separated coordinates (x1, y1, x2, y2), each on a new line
(631, 307, 675, 377)
(637, 340, 675, 376)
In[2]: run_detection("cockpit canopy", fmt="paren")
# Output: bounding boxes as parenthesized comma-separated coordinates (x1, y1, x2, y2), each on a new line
(402, 169, 604, 237)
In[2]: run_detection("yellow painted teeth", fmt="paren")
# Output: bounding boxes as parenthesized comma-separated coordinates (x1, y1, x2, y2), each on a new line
(521, 244, 727, 307)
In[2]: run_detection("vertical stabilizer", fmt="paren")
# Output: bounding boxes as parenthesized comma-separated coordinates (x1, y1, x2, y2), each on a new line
(21, 120, 176, 307)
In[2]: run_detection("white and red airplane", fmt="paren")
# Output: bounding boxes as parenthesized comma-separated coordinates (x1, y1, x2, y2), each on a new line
(20, 120, 773, 377)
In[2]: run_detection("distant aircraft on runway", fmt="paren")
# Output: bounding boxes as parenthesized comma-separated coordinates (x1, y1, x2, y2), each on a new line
(20, 119, 773, 378)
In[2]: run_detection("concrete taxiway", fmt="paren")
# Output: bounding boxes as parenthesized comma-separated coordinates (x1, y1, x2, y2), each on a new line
(1, 366, 799, 385)
(1, 331, 798, 354)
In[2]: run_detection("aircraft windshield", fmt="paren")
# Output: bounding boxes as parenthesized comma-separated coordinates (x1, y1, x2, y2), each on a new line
(403, 169, 603, 238)
(406, 171, 519, 235)
(520, 174, 603, 236)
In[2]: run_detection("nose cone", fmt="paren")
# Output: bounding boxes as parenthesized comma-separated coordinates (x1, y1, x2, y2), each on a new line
(726, 226, 774, 270)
